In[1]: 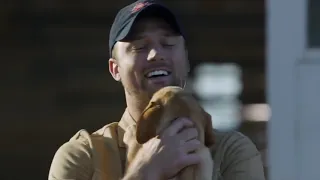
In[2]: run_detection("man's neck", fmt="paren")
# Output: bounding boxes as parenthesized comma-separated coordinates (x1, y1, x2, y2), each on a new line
(125, 91, 150, 122)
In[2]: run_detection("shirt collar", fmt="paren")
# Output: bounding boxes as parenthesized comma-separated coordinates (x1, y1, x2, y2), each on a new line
(118, 108, 137, 148)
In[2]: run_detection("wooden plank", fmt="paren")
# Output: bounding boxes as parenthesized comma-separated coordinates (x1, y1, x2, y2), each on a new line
(189, 45, 264, 61)
(53, 86, 265, 106)
(44, 26, 109, 45)
(42, 26, 263, 46)
(1, 1, 266, 180)
(40, 25, 264, 60)
(47, 44, 264, 62)
(28, 0, 264, 15)
(187, 27, 264, 45)
(242, 69, 265, 91)
(240, 90, 266, 104)
(11, 11, 264, 28)
(167, 0, 265, 15)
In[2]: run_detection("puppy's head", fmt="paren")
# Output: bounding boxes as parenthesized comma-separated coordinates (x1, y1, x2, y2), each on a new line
(136, 86, 215, 147)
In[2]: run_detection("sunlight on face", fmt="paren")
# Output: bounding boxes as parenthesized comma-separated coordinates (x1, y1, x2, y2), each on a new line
(113, 17, 189, 98)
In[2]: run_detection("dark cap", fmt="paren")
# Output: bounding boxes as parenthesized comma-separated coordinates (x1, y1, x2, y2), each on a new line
(109, 0, 185, 57)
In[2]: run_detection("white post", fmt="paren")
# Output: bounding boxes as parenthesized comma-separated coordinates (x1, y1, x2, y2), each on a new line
(266, 0, 306, 179)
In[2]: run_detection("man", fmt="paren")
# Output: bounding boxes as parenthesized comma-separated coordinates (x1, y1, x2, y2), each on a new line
(48, 0, 265, 180)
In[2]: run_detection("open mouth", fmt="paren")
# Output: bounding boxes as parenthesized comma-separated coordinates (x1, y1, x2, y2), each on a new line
(145, 70, 172, 78)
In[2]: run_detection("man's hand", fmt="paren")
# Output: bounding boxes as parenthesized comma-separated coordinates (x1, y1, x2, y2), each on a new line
(124, 118, 201, 180)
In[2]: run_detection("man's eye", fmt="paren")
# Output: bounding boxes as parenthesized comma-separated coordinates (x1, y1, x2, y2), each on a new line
(162, 43, 175, 47)
(162, 38, 178, 47)
(163, 43, 175, 46)
(132, 45, 146, 50)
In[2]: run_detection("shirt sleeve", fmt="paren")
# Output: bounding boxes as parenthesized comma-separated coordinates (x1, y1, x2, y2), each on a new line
(48, 138, 94, 180)
(220, 132, 266, 180)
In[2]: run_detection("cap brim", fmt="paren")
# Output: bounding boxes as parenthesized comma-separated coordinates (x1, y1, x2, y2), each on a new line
(115, 4, 183, 42)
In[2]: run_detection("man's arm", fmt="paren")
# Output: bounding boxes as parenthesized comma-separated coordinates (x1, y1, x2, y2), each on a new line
(122, 163, 159, 180)
(121, 148, 162, 180)
(48, 139, 94, 180)
(220, 132, 265, 180)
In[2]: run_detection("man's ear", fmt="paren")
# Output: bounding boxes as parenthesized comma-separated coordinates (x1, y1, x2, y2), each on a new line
(109, 58, 121, 81)
(203, 111, 215, 147)
(136, 102, 163, 144)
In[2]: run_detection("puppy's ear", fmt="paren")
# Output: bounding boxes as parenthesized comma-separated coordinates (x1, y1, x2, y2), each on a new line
(136, 102, 163, 144)
(204, 111, 215, 147)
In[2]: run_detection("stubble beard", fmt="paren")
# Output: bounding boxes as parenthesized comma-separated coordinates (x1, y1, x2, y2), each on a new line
(123, 76, 181, 102)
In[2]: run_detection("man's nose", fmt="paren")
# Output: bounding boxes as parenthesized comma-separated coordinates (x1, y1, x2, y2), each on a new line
(147, 47, 164, 62)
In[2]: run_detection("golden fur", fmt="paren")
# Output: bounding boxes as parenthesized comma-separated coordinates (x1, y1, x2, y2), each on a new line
(126, 86, 215, 180)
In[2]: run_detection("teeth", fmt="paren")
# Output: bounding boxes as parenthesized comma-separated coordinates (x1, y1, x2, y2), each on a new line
(147, 70, 169, 78)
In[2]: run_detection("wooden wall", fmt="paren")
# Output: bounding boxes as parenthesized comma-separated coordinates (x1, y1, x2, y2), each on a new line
(1, 0, 266, 179)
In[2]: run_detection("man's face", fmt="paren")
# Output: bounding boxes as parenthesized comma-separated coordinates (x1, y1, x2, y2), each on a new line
(109, 17, 189, 98)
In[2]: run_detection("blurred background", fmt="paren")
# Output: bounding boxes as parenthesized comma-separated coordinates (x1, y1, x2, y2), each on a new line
(1, 0, 268, 179)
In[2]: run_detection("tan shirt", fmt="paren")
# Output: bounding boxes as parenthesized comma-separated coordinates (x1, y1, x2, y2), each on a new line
(48, 109, 265, 180)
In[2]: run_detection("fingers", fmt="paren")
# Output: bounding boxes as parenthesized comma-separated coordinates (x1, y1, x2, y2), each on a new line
(181, 139, 201, 153)
(174, 140, 202, 173)
(161, 117, 194, 137)
(175, 153, 201, 171)
(176, 127, 198, 142)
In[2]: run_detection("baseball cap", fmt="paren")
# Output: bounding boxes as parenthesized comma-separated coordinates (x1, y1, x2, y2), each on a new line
(109, 0, 185, 57)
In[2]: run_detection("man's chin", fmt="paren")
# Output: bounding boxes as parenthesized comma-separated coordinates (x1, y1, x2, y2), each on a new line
(147, 86, 163, 96)
(147, 82, 180, 94)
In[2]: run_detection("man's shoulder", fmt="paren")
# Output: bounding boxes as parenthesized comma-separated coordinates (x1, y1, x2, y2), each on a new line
(56, 121, 120, 152)
(49, 122, 120, 170)
(215, 130, 255, 148)
(49, 129, 94, 179)
(214, 130, 259, 157)
(49, 122, 123, 180)
(212, 130, 262, 175)
(92, 122, 120, 138)
(66, 121, 121, 154)
(55, 121, 121, 155)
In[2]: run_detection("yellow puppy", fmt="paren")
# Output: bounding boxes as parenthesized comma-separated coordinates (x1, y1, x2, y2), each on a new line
(126, 86, 215, 180)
